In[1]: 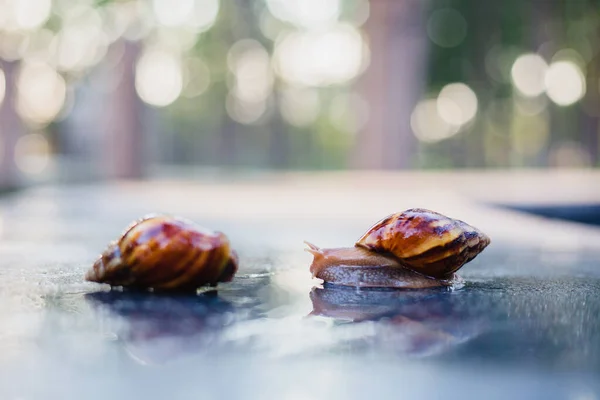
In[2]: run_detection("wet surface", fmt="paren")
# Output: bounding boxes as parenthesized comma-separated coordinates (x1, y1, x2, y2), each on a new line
(1, 182, 600, 399)
(502, 203, 600, 227)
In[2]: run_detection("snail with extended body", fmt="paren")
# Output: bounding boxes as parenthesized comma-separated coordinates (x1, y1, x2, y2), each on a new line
(86, 215, 238, 291)
(306, 208, 490, 289)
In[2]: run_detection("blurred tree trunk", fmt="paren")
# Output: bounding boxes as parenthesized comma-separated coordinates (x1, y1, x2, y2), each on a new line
(580, 4, 600, 167)
(216, 0, 244, 168)
(465, 1, 500, 168)
(353, 0, 429, 169)
(0, 59, 22, 188)
(268, 91, 289, 168)
(583, 50, 600, 166)
(217, 113, 238, 167)
(104, 40, 145, 179)
(226, 0, 289, 169)
(530, 0, 554, 167)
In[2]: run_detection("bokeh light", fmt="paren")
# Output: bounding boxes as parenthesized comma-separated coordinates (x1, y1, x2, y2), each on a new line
(102, 2, 132, 41)
(187, 0, 220, 33)
(329, 92, 369, 134)
(549, 141, 591, 167)
(114, 0, 155, 41)
(152, 0, 219, 32)
(273, 23, 365, 87)
(544, 60, 585, 106)
(0, 31, 28, 61)
(345, 0, 370, 27)
(21, 29, 54, 62)
(135, 49, 183, 107)
(511, 53, 548, 97)
(515, 95, 548, 116)
(228, 40, 273, 103)
(0, 0, 52, 31)
(486, 46, 521, 84)
(411, 99, 459, 143)
(152, 0, 194, 27)
(15, 0, 52, 30)
(182, 57, 211, 99)
(16, 61, 66, 125)
(153, 27, 198, 54)
(226, 93, 266, 125)
(14, 133, 51, 175)
(436, 82, 478, 127)
(54, 86, 75, 122)
(279, 86, 320, 127)
(259, 9, 287, 41)
(267, 0, 340, 29)
(53, 6, 108, 72)
(427, 8, 467, 48)
(551, 48, 586, 67)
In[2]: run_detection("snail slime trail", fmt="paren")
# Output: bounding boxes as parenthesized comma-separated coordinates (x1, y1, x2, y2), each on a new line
(306, 208, 490, 289)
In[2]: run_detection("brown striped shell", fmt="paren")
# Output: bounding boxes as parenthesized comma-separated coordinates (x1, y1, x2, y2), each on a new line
(355, 208, 490, 279)
(85, 215, 238, 291)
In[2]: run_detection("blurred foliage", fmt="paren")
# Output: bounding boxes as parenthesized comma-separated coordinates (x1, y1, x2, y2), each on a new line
(0, 0, 599, 181)
(423, 0, 600, 169)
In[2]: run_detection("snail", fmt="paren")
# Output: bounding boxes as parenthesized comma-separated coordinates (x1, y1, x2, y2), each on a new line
(85, 215, 238, 291)
(305, 208, 490, 289)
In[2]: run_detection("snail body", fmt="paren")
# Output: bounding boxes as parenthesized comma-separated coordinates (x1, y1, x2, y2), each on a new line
(306, 208, 490, 289)
(306, 244, 458, 289)
(86, 215, 238, 291)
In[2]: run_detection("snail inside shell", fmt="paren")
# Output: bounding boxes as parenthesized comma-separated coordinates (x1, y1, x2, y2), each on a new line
(86, 215, 238, 291)
(305, 208, 490, 289)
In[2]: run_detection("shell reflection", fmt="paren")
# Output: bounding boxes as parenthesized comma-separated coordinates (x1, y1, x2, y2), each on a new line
(309, 285, 485, 357)
(86, 290, 235, 365)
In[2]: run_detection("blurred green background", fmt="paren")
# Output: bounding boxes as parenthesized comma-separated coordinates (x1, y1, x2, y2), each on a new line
(0, 0, 599, 187)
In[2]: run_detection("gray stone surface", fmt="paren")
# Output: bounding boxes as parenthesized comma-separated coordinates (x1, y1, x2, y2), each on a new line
(1, 178, 600, 400)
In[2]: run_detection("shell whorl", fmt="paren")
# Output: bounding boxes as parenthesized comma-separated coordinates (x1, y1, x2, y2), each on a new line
(355, 208, 490, 278)
(86, 216, 238, 291)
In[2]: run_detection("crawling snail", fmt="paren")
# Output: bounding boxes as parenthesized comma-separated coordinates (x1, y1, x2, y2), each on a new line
(306, 208, 490, 289)
(86, 215, 238, 291)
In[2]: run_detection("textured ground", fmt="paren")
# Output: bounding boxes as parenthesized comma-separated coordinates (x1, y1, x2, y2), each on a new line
(1, 172, 599, 399)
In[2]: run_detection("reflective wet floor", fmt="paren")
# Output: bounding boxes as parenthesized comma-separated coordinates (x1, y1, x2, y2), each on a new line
(1, 182, 599, 399)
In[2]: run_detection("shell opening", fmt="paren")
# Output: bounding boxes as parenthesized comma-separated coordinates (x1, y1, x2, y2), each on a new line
(85, 257, 104, 282)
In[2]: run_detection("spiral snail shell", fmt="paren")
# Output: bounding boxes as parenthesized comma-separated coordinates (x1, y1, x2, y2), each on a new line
(306, 208, 490, 289)
(86, 215, 238, 291)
